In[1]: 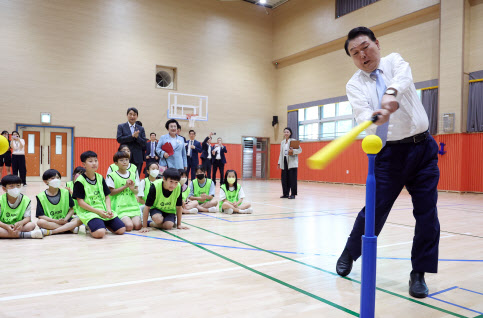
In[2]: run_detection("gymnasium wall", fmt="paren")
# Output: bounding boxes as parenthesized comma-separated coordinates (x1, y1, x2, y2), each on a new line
(469, 0, 483, 72)
(0, 0, 274, 144)
(269, 133, 483, 193)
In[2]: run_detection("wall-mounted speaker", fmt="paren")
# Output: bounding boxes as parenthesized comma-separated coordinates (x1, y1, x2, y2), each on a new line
(272, 116, 278, 127)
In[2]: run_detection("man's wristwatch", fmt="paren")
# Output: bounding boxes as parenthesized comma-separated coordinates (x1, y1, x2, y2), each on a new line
(385, 88, 397, 97)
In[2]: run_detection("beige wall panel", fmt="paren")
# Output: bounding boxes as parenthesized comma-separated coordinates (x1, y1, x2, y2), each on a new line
(273, 20, 440, 142)
(469, 1, 483, 71)
(272, 0, 439, 59)
(0, 0, 274, 143)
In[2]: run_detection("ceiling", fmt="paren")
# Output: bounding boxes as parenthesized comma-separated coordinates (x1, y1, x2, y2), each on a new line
(219, 0, 290, 9)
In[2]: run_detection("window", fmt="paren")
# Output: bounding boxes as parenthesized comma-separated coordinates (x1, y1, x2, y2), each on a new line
(298, 101, 358, 141)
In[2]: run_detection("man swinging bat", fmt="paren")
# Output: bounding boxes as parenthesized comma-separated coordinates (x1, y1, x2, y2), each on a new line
(335, 27, 440, 299)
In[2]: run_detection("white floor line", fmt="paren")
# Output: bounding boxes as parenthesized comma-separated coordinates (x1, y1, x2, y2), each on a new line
(0, 256, 314, 302)
(377, 235, 455, 249)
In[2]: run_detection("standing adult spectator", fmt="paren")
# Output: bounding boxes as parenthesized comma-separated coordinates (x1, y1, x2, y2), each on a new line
(116, 107, 146, 174)
(211, 137, 227, 185)
(157, 119, 187, 171)
(335, 27, 439, 299)
(10, 131, 27, 186)
(177, 127, 186, 144)
(200, 132, 214, 179)
(0, 131, 12, 179)
(186, 130, 202, 180)
(145, 133, 159, 177)
(277, 127, 302, 199)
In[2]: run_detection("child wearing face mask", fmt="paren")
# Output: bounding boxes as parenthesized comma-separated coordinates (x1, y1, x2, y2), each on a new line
(138, 162, 160, 206)
(178, 169, 198, 214)
(188, 165, 218, 213)
(107, 151, 141, 232)
(0, 175, 43, 239)
(36, 169, 83, 235)
(219, 170, 252, 214)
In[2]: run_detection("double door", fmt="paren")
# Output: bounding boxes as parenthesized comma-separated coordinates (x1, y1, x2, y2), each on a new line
(242, 137, 269, 179)
(17, 126, 73, 181)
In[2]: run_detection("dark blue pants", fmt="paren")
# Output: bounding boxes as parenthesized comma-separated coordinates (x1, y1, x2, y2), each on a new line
(187, 156, 198, 180)
(345, 135, 440, 273)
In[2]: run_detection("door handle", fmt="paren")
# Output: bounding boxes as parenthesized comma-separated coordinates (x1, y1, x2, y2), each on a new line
(48, 146, 50, 164)
(40, 145, 43, 164)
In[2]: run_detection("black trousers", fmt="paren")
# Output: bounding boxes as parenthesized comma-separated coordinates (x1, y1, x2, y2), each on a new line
(212, 160, 224, 185)
(130, 157, 143, 178)
(281, 157, 297, 196)
(201, 158, 212, 180)
(11, 154, 27, 185)
(345, 135, 440, 273)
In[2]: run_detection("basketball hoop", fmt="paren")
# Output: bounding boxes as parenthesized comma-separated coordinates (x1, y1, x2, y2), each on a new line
(186, 114, 198, 128)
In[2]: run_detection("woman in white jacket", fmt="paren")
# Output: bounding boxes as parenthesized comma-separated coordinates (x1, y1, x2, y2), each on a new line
(278, 127, 302, 199)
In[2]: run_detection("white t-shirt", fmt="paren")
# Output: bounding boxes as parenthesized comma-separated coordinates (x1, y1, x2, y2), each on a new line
(11, 139, 25, 155)
(106, 171, 140, 188)
(220, 186, 245, 201)
(137, 178, 156, 198)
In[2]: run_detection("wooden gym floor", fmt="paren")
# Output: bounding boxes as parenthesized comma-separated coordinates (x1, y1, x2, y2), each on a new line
(1, 180, 482, 318)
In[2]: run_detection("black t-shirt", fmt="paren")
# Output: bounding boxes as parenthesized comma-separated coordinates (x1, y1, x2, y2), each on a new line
(72, 173, 111, 200)
(145, 184, 182, 208)
(36, 189, 75, 217)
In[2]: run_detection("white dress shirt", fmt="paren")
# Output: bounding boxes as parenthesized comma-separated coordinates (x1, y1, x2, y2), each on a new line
(128, 123, 136, 135)
(187, 140, 193, 157)
(215, 146, 221, 160)
(207, 145, 212, 159)
(346, 53, 429, 141)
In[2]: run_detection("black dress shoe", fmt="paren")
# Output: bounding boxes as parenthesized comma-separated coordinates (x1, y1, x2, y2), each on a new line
(336, 248, 353, 277)
(288, 195, 295, 199)
(409, 271, 428, 298)
(280, 195, 289, 198)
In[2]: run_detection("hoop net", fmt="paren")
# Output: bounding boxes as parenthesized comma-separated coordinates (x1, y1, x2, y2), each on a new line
(186, 114, 198, 128)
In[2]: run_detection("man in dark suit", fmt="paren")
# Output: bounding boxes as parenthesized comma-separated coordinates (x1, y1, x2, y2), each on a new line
(186, 130, 202, 180)
(200, 132, 214, 179)
(145, 132, 159, 177)
(212, 137, 227, 185)
(116, 107, 146, 174)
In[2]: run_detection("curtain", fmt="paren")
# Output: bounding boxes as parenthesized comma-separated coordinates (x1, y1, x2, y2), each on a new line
(467, 71, 483, 132)
(287, 111, 299, 140)
(336, 0, 379, 18)
(421, 88, 438, 135)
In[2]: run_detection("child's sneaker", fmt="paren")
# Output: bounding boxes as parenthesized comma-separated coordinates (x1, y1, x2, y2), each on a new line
(40, 229, 52, 236)
(72, 226, 79, 234)
(208, 207, 218, 213)
(188, 208, 198, 214)
(240, 208, 253, 214)
(223, 208, 234, 215)
(30, 229, 44, 239)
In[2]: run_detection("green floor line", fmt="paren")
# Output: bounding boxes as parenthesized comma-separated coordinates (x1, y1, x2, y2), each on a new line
(183, 221, 468, 318)
(161, 229, 359, 317)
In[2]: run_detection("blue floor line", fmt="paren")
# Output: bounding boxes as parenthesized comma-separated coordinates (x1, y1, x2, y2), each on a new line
(125, 233, 483, 262)
(428, 286, 459, 297)
(458, 287, 483, 296)
(197, 211, 359, 223)
(429, 296, 483, 315)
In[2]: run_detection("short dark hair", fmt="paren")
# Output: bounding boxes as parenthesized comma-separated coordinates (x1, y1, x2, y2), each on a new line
(118, 144, 129, 151)
(195, 165, 205, 173)
(135, 121, 143, 127)
(223, 170, 238, 190)
(113, 151, 130, 162)
(284, 127, 293, 138)
(189, 130, 196, 135)
(344, 26, 377, 56)
(1, 175, 22, 187)
(163, 168, 180, 181)
(1, 131, 8, 135)
(127, 107, 138, 115)
(80, 151, 97, 162)
(178, 169, 187, 177)
(165, 119, 181, 130)
(147, 162, 159, 170)
(73, 166, 86, 177)
(42, 169, 61, 181)
(150, 132, 156, 137)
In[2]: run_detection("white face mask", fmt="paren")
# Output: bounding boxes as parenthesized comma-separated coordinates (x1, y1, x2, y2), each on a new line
(7, 188, 21, 198)
(180, 177, 187, 185)
(149, 169, 160, 178)
(49, 178, 61, 188)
